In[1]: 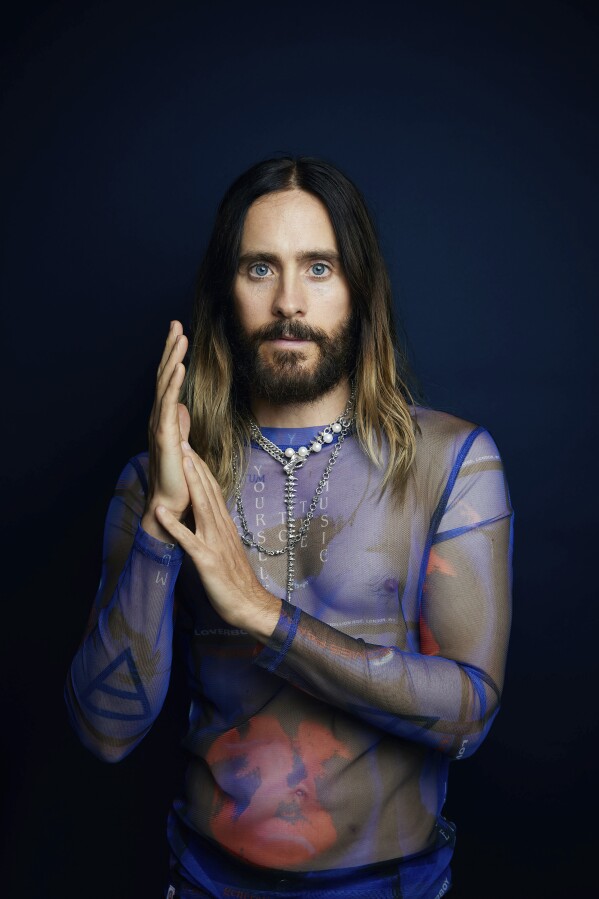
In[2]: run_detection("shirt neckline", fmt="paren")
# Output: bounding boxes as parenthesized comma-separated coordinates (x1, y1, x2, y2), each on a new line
(254, 424, 341, 451)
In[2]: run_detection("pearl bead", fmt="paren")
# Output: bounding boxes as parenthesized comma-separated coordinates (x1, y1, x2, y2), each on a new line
(332, 422, 342, 433)
(284, 447, 295, 458)
(323, 432, 334, 443)
(311, 442, 322, 452)
(297, 446, 309, 457)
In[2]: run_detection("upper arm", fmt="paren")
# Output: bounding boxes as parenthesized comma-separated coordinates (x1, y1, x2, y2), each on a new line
(421, 429, 514, 696)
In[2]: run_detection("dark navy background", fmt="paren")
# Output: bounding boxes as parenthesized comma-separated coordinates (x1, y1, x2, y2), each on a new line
(2, 1, 597, 896)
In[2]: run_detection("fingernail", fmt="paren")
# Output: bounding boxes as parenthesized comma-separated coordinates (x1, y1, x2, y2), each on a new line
(184, 456, 194, 469)
(181, 440, 191, 451)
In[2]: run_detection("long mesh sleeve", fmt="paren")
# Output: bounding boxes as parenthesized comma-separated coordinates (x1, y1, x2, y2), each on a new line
(65, 455, 183, 761)
(254, 428, 513, 759)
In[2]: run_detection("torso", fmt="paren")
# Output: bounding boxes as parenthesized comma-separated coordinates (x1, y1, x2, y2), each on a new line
(172, 410, 461, 870)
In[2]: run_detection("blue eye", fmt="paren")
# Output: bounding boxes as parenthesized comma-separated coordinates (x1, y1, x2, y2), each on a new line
(251, 263, 270, 278)
(311, 262, 328, 277)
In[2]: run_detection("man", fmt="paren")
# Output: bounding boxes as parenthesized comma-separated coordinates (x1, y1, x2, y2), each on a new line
(66, 156, 513, 898)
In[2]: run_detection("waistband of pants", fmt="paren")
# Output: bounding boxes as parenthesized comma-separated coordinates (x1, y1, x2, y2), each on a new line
(165, 866, 452, 899)
(166, 813, 455, 899)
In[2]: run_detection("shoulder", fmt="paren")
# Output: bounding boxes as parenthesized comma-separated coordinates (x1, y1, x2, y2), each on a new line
(409, 405, 503, 487)
(411, 404, 478, 441)
(408, 407, 512, 531)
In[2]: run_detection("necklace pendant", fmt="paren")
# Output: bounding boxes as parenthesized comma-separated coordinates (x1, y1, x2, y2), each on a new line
(283, 454, 304, 474)
(238, 384, 356, 600)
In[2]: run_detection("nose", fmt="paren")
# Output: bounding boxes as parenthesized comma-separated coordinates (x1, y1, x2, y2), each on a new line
(271, 270, 306, 318)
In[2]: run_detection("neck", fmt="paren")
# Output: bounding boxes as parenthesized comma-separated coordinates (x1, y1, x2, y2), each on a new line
(249, 378, 352, 428)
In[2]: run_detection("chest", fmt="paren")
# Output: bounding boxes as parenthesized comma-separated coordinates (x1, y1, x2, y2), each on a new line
(180, 444, 432, 644)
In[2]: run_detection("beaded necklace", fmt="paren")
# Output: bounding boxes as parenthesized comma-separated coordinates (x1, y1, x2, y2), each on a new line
(233, 388, 356, 602)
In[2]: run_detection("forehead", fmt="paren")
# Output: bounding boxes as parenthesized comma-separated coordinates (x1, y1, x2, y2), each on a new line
(240, 189, 338, 252)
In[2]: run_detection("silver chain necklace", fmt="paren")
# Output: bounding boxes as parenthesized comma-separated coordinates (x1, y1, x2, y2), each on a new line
(233, 388, 356, 602)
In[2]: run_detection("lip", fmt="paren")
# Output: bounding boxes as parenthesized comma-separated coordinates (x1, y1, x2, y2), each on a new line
(267, 338, 311, 348)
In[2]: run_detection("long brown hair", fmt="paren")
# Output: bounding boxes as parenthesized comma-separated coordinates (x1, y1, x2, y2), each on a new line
(183, 156, 419, 498)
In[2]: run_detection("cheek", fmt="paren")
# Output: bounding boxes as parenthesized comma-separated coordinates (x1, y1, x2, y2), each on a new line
(319, 293, 352, 330)
(233, 281, 272, 327)
(316, 281, 351, 317)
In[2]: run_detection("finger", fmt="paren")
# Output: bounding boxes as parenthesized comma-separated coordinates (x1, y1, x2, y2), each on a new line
(157, 361, 186, 437)
(181, 446, 238, 538)
(156, 320, 183, 382)
(183, 455, 239, 550)
(181, 445, 221, 500)
(194, 453, 222, 493)
(155, 335, 187, 419)
(178, 404, 191, 442)
(157, 333, 188, 397)
(150, 328, 186, 429)
(154, 504, 196, 552)
(182, 455, 220, 542)
(180, 439, 197, 459)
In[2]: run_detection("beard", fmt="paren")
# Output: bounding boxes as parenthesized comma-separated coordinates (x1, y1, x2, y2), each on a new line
(228, 312, 358, 405)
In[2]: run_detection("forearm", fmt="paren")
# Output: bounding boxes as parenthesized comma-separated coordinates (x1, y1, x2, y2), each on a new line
(254, 600, 500, 758)
(65, 524, 183, 762)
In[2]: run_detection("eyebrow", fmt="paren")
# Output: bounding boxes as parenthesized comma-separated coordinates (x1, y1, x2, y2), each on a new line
(238, 249, 341, 266)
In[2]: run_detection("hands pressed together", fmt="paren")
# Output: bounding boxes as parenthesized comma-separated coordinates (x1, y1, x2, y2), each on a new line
(141, 321, 281, 641)
(141, 319, 191, 540)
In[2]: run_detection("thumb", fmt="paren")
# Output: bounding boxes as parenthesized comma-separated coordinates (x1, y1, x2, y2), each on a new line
(178, 403, 191, 442)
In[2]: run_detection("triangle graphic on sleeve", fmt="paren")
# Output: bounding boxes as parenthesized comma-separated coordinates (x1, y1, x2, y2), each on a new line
(80, 647, 152, 721)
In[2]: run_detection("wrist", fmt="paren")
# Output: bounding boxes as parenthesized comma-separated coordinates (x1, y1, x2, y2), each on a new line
(140, 509, 179, 545)
(233, 587, 282, 642)
(135, 521, 184, 564)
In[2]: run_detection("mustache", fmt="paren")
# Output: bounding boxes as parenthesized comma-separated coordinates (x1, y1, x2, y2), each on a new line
(250, 320, 330, 345)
